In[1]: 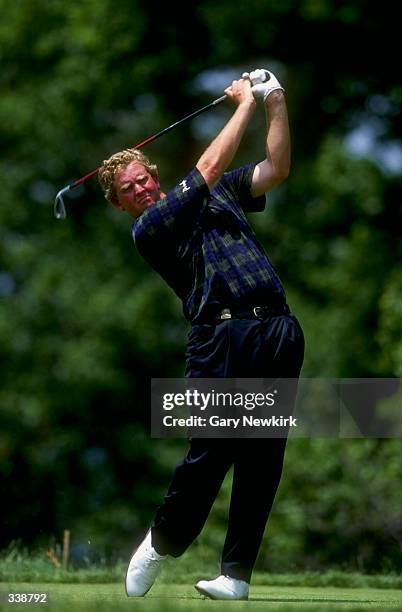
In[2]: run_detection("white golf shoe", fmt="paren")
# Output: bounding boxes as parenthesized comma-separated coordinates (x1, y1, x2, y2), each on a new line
(125, 530, 167, 597)
(195, 574, 249, 600)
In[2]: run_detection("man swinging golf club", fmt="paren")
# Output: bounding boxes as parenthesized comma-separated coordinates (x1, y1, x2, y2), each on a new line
(98, 68, 305, 601)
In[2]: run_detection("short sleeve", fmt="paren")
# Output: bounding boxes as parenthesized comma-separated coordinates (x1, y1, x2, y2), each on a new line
(215, 162, 266, 213)
(133, 168, 210, 246)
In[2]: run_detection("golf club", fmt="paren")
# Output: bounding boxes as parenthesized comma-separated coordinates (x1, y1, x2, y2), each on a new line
(54, 94, 227, 219)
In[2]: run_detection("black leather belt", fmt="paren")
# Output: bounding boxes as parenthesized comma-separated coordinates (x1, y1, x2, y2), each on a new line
(215, 304, 290, 321)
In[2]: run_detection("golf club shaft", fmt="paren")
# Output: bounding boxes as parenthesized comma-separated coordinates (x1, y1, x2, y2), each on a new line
(55, 94, 227, 218)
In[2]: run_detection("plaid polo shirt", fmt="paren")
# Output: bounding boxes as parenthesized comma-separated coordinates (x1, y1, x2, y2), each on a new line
(132, 162, 286, 323)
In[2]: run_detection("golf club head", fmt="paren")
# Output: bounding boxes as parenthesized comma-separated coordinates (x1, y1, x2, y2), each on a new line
(54, 186, 69, 219)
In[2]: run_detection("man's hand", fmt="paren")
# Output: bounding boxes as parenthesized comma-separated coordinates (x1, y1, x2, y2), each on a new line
(243, 69, 284, 102)
(224, 78, 256, 109)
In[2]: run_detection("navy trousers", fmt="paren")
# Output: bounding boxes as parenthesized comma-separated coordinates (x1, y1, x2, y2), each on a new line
(152, 312, 305, 582)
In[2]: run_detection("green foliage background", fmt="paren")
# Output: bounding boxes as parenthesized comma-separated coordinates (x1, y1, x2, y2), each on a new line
(1, 0, 401, 572)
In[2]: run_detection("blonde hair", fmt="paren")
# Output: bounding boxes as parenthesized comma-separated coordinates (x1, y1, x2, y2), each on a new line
(98, 149, 159, 203)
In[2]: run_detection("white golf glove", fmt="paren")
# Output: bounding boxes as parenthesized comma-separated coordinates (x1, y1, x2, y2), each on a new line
(242, 69, 284, 102)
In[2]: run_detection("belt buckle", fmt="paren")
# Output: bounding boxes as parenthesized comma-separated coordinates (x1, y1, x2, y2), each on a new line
(220, 308, 232, 320)
(253, 306, 265, 319)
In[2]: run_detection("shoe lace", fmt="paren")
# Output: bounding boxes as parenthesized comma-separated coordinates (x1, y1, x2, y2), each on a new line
(221, 575, 235, 591)
(222, 575, 247, 592)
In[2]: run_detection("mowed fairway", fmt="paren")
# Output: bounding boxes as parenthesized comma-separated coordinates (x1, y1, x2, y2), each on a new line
(1, 583, 402, 611)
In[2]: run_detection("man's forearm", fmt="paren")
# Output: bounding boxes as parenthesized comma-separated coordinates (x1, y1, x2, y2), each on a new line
(264, 91, 290, 180)
(196, 100, 256, 189)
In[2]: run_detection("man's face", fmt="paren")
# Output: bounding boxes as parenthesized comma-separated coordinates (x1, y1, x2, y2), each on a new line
(113, 161, 162, 218)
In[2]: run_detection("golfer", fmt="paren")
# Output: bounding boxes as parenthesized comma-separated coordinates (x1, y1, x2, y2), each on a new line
(99, 69, 304, 600)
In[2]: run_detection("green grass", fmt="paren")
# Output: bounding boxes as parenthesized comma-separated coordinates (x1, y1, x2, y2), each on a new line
(2, 550, 402, 611)
(1, 583, 402, 611)
(2, 550, 402, 590)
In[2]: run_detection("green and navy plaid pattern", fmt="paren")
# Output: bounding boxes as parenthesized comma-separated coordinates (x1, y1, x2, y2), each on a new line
(133, 164, 285, 323)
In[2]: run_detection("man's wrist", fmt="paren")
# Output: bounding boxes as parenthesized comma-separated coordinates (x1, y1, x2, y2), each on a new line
(238, 98, 257, 113)
(264, 90, 285, 107)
